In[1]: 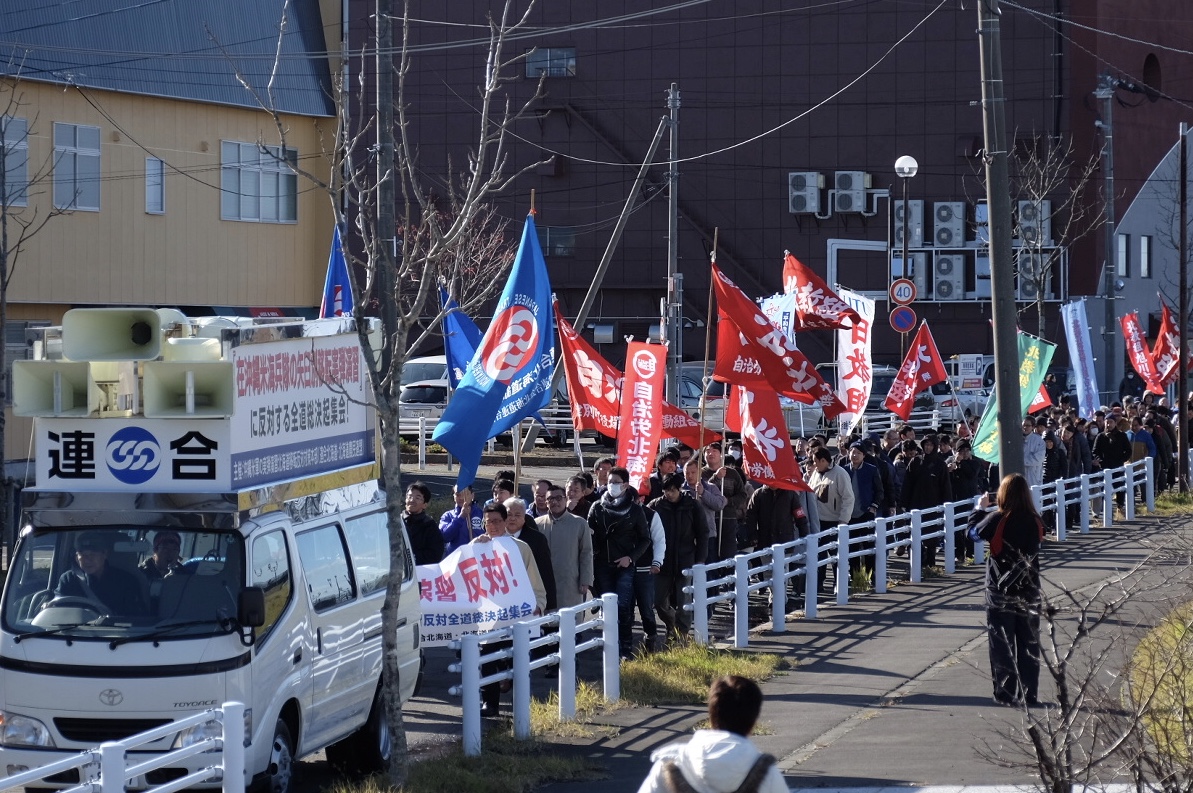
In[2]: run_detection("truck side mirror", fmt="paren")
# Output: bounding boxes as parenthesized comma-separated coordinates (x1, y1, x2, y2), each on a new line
(238, 587, 267, 628)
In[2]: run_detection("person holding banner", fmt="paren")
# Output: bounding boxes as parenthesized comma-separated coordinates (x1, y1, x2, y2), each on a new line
(588, 467, 652, 659)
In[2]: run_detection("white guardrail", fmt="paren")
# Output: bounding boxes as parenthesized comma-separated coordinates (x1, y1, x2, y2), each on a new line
(448, 593, 620, 757)
(0, 702, 245, 793)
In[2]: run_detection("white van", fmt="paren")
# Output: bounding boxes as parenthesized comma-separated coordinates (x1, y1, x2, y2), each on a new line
(0, 310, 422, 792)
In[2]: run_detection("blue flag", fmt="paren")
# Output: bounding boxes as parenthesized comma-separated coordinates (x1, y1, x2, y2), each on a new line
(433, 214, 555, 486)
(320, 225, 354, 318)
(439, 287, 483, 389)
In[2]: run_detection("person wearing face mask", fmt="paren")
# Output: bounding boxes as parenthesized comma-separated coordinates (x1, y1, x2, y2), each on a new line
(587, 467, 652, 658)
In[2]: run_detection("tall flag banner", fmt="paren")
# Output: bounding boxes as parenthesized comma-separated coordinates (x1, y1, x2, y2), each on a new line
(1028, 385, 1052, 414)
(1060, 300, 1099, 420)
(320, 225, 354, 318)
(439, 287, 484, 389)
(554, 307, 721, 445)
(759, 292, 799, 340)
(781, 251, 863, 330)
(883, 322, 947, 420)
(433, 214, 555, 486)
(734, 386, 811, 492)
(1151, 301, 1181, 387)
(616, 342, 666, 496)
(782, 252, 801, 295)
(835, 289, 876, 436)
(711, 264, 847, 420)
(1121, 312, 1164, 395)
(971, 332, 1057, 464)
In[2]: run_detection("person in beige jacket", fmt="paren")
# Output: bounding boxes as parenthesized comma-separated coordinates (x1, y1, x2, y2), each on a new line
(806, 447, 855, 530)
(536, 484, 595, 609)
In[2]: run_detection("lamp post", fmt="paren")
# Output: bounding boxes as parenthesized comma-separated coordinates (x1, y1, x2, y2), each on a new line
(895, 154, 919, 296)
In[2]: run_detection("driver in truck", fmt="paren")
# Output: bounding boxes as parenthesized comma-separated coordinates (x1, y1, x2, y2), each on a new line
(55, 532, 147, 615)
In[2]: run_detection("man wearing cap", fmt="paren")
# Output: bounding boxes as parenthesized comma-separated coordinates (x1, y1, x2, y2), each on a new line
(56, 532, 147, 615)
(139, 530, 185, 580)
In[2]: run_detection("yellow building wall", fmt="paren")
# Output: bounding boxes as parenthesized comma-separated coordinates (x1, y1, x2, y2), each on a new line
(5, 81, 336, 309)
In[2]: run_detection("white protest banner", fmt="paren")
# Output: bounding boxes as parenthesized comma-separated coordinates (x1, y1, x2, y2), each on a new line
(835, 289, 876, 437)
(416, 536, 536, 647)
(1061, 300, 1099, 419)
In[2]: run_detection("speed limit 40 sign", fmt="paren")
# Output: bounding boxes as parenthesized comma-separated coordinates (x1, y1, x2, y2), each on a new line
(889, 278, 917, 305)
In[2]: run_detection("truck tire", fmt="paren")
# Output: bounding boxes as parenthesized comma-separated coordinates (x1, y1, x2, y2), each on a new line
(325, 688, 390, 775)
(255, 719, 295, 793)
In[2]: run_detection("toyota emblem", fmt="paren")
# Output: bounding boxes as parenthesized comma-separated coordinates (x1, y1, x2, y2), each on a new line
(98, 689, 123, 706)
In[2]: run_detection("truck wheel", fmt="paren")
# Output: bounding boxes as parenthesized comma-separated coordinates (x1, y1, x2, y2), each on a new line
(357, 689, 392, 772)
(259, 719, 295, 793)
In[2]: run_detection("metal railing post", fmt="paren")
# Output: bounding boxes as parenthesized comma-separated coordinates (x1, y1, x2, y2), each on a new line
(836, 522, 850, 605)
(804, 532, 819, 620)
(1145, 457, 1156, 513)
(558, 607, 578, 721)
(874, 516, 889, 594)
(461, 633, 483, 756)
(1103, 468, 1115, 527)
(691, 564, 709, 645)
(1125, 463, 1136, 521)
(943, 502, 956, 575)
(512, 622, 532, 741)
(1055, 479, 1068, 541)
(418, 417, 427, 470)
(601, 593, 620, 702)
(223, 701, 246, 793)
(734, 555, 750, 648)
(910, 510, 923, 583)
(99, 742, 124, 793)
(1080, 473, 1091, 533)
(771, 543, 787, 633)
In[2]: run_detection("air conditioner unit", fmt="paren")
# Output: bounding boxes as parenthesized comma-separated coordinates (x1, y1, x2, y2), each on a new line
(788, 171, 823, 214)
(1016, 252, 1054, 300)
(833, 170, 870, 213)
(933, 202, 965, 247)
(974, 201, 989, 245)
(894, 199, 924, 248)
(933, 253, 965, 301)
(1017, 199, 1053, 246)
(893, 251, 929, 299)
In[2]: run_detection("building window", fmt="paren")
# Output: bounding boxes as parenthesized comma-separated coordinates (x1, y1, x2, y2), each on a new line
(53, 122, 101, 211)
(537, 226, 575, 257)
(525, 47, 576, 78)
(5, 320, 49, 406)
(1140, 235, 1152, 279)
(146, 157, 164, 214)
(1116, 233, 1129, 277)
(2, 117, 28, 207)
(220, 141, 297, 223)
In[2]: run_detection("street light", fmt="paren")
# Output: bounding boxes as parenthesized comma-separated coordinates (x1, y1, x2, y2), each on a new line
(895, 155, 919, 291)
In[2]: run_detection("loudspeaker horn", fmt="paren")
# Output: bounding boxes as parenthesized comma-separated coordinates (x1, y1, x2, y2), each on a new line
(12, 360, 101, 417)
(62, 308, 162, 362)
(142, 361, 235, 418)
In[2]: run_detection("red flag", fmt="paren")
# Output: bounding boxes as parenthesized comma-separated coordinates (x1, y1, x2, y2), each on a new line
(884, 322, 947, 419)
(616, 342, 666, 496)
(1151, 302, 1181, 387)
(711, 264, 848, 420)
(781, 251, 862, 331)
(555, 306, 721, 445)
(1028, 384, 1052, 414)
(734, 385, 811, 492)
(1121, 312, 1164, 395)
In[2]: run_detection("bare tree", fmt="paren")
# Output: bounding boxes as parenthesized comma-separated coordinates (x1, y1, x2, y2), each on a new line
(0, 67, 67, 543)
(231, 0, 546, 785)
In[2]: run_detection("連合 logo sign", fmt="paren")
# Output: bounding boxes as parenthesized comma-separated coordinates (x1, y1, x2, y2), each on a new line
(106, 427, 161, 485)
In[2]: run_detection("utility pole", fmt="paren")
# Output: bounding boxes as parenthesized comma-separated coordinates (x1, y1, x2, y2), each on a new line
(665, 83, 681, 406)
(376, 0, 397, 377)
(1095, 74, 1118, 403)
(1179, 123, 1189, 492)
(977, 0, 1024, 477)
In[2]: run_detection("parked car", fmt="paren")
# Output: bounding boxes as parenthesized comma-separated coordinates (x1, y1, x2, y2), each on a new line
(398, 378, 449, 435)
(400, 354, 448, 387)
(928, 381, 990, 423)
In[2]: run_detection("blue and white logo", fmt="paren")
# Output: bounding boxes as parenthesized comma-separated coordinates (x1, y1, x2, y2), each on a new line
(106, 427, 161, 485)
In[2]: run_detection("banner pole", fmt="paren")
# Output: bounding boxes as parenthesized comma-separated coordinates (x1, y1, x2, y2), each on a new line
(697, 230, 718, 456)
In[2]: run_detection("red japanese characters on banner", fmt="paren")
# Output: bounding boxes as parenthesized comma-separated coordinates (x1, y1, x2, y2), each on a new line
(555, 306, 721, 446)
(735, 385, 811, 492)
(711, 264, 847, 420)
(1121, 312, 1164, 395)
(1028, 384, 1052, 414)
(884, 322, 948, 419)
(781, 251, 863, 331)
(616, 342, 667, 496)
(1151, 302, 1181, 387)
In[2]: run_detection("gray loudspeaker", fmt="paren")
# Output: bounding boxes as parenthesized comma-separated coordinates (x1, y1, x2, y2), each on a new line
(12, 361, 102, 417)
(143, 361, 235, 418)
(62, 308, 162, 362)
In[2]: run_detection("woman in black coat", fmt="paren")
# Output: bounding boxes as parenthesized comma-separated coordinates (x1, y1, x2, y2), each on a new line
(966, 473, 1044, 706)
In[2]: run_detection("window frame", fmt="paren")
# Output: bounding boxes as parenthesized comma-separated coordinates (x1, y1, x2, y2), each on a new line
(1116, 233, 1129, 278)
(295, 522, 357, 612)
(250, 530, 293, 643)
(1, 116, 28, 207)
(53, 122, 102, 211)
(525, 47, 576, 78)
(220, 140, 298, 224)
(537, 226, 576, 257)
(1140, 235, 1152, 279)
(145, 157, 164, 215)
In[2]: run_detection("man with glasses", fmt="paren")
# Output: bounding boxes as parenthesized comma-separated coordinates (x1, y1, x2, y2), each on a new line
(536, 485, 594, 609)
(56, 532, 147, 615)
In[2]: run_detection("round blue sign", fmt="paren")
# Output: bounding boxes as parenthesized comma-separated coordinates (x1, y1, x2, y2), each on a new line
(106, 426, 161, 485)
(889, 306, 917, 334)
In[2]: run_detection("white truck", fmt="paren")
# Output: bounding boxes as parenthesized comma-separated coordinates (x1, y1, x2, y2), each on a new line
(0, 309, 421, 792)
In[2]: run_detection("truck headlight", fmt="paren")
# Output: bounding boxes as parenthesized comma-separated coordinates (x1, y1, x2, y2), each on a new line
(173, 720, 222, 751)
(0, 712, 54, 748)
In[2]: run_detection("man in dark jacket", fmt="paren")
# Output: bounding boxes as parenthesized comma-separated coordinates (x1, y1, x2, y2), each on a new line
(902, 434, 953, 568)
(844, 442, 883, 580)
(403, 482, 445, 566)
(648, 473, 707, 644)
(588, 466, 652, 658)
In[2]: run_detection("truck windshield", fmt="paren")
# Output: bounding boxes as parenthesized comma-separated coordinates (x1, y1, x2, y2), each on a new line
(2, 527, 246, 642)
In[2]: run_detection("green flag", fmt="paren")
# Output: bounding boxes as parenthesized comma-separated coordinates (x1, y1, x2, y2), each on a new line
(971, 332, 1056, 464)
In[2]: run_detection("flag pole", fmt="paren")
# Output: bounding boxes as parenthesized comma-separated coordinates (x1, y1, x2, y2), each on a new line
(697, 229, 718, 456)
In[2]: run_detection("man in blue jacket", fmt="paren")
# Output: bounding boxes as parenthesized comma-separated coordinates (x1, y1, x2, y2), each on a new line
(438, 484, 484, 554)
(844, 442, 884, 581)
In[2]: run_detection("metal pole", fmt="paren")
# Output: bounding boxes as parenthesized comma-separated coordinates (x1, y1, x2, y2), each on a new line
(977, 0, 1025, 477)
(1179, 123, 1189, 492)
(1097, 75, 1119, 402)
(375, 0, 397, 374)
(666, 83, 681, 406)
(901, 179, 910, 305)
